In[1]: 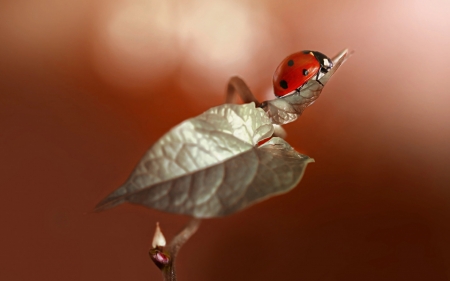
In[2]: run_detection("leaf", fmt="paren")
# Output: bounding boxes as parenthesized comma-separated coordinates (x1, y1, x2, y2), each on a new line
(95, 103, 313, 218)
(263, 49, 350, 125)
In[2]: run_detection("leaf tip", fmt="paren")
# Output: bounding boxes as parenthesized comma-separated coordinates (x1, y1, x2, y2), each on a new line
(93, 197, 122, 213)
(94, 186, 129, 213)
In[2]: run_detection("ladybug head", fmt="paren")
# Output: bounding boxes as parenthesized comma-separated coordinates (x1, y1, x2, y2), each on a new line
(304, 51, 333, 75)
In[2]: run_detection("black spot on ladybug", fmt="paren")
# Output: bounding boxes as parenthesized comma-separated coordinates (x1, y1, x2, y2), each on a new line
(302, 69, 309, 76)
(279, 80, 288, 89)
(287, 60, 294, 66)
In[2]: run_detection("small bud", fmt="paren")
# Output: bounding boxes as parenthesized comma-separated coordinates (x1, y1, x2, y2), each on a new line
(152, 222, 166, 248)
(149, 248, 171, 270)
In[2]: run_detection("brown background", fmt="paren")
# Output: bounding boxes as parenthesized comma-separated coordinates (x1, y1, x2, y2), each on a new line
(1, 0, 450, 280)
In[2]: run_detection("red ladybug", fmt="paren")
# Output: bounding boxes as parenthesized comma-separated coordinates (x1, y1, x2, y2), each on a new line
(273, 50, 333, 97)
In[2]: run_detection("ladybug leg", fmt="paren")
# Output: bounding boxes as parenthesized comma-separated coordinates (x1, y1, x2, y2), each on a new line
(226, 76, 261, 106)
(295, 82, 308, 93)
(315, 71, 324, 86)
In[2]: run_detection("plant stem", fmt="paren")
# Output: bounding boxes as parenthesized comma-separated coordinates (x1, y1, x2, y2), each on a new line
(161, 218, 202, 281)
(226, 76, 261, 106)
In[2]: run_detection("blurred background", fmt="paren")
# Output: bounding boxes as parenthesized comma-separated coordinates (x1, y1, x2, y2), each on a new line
(1, 0, 450, 280)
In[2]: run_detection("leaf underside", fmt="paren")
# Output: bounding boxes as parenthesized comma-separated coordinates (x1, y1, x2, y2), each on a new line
(97, 137, 312, 218)
(95, 103, 312, 218)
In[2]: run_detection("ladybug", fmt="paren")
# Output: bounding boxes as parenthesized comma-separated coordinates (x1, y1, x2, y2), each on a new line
(273, 50, 333, 97)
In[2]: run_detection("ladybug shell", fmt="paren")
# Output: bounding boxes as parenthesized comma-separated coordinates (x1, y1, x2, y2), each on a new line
(273, 51, 324, 97)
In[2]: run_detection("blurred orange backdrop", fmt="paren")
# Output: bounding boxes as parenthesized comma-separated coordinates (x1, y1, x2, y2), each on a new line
(1, 0, 450, 280)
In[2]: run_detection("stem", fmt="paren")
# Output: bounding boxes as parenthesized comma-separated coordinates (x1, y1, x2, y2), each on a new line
(226, 76, 261, 106)
(161, 218, 202, 281)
